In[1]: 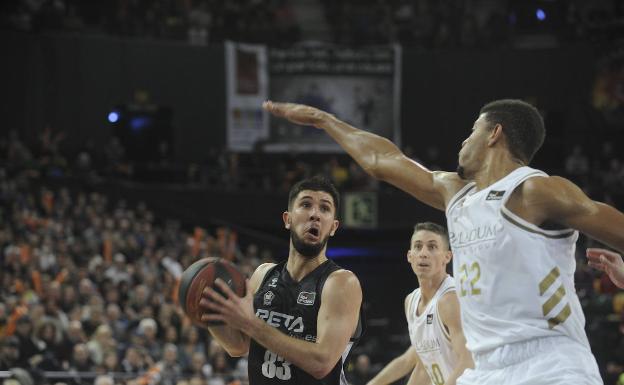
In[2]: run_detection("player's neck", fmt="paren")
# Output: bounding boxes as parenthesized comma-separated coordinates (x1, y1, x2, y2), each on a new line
(474, 151, 524, 191)
(286, 250, 328, 282)
(417, 272, 447, 304)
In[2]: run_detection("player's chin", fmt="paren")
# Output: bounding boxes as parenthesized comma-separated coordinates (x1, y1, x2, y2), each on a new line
(302, 239, 322, 249)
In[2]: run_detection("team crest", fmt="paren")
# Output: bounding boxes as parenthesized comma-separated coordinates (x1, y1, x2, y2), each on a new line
(486, 190, 505, 201)
(297, 291, 316, 306)
(426, 314, 433, 324)
(264, 291, 275, 306)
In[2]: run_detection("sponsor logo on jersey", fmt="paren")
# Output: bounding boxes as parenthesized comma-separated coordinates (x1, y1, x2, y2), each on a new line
(264, 290, 275, 306)
(449, 222, 504, 248)
(485, 190, 505, 200)
(256, 309, 304, 333)
(268, 277, 278, 288)
(426, 314, 433, 324)
(296, 291, 316, 306)
(414, 338, 441, 353)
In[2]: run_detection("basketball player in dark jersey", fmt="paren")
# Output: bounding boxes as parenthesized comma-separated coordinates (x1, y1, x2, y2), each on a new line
(199, 176, 364, 385)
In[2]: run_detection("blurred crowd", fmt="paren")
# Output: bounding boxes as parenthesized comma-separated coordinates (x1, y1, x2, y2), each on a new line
(0, 152, 278, 384)
(0, 128, 381, 194)
(322, 0, 624, 47)
(0, 0, 300, 46)
(1, 0, 623, 47)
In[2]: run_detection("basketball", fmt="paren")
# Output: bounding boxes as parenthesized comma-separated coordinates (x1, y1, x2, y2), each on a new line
(178, 258, 246, 326)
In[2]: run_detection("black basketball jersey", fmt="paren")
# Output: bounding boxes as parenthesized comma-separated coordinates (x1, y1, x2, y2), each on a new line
(248, 259, 363, 385)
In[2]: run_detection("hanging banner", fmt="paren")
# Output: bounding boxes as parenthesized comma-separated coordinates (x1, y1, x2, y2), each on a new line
(226, 43, 401, 153)
(225, 41, 269, 151)
(265, 45, 402, 152)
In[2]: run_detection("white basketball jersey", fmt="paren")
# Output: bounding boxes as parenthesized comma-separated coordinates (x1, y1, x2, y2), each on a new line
(407, 276, 458, 385)
(445, 166, 590, 354)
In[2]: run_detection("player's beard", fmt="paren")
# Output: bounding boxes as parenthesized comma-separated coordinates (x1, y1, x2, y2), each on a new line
(290, 229, 329, 258)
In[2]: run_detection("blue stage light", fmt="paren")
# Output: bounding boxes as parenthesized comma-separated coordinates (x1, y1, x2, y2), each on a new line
(536, 8, 546, 21)
(108, 111, 119, 123)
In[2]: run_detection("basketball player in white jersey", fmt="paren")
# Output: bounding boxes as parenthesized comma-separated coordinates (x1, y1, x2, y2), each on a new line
(367, 222, 473, 385)
(264, 99, 624, 384)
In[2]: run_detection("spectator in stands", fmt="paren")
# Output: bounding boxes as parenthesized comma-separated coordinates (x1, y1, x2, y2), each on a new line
(13, 316, 41, 368)
(0, 336, 20, 370)
(184, 351, 211, 380)
(348, 353, 373, 385)
(98, 350, 121, 374)
(86, 324, 116, 366)
(93, 375, 114, 385)
(121, 346, 149, 374)
(156, 343, 183, 385)
(179, 326, 207, 368)
(69, 343, 95, 372)
(136, 318, 161, 360)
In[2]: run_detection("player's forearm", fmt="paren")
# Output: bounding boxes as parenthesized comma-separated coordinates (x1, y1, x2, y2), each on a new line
(367, 354, 415, 385)
(594, 203, 624, 254)
(446, 350, 474, 385)
(320, 114, 403, 179)
(244, 316, 341, 379)
(207, 325, 250, 357)
(405, 365, 431, 385)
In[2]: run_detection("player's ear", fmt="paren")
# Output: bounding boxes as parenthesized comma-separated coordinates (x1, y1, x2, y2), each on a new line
(487, 123, 504, 147)
(445, 250, 453, 264)
(283, 211, 291, 229)
(329, 219, 339, 236)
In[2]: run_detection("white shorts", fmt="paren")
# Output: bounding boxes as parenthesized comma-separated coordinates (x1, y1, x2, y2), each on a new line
(457, 336, 603, 385)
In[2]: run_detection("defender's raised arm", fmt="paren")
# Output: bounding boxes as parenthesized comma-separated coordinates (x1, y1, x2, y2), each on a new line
(263, 101, 466, 211)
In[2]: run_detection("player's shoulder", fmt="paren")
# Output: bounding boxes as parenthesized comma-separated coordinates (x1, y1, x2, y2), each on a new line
(521, 174, 576, 193)
(249, 263, 278, 293)
(433, 171, 470, 205)
(326, 268, 361, 287)
(404, 289, 417, 313)
(254, 262, 277, 276)
(323, 268, 362, 302)
(437, 290, 460, 319)
(518, 174, 586, 205)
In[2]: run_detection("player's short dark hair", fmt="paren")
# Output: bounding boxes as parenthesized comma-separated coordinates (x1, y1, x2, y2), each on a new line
(288, 176, 340, 218)
(413, 222, 449, 250)
(480, 99, 545, 164)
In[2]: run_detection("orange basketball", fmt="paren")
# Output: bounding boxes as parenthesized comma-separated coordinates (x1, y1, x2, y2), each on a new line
(178, 258, 246, 326)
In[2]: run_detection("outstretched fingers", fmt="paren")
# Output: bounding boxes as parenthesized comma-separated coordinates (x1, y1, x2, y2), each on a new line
(263, 101, 286, 117)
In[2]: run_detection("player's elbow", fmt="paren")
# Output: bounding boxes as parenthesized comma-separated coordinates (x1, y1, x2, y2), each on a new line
(223, 343, 249, 357)
(361, 153, 386, 180)
(222, 339, 249, 357)
(308, 357, 338, 379)
(310, 365, 333, 380)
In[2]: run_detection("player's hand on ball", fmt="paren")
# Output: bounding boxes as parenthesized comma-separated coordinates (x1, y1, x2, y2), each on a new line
(199, 278, 255, 331)
(263, 100, 330, 128)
